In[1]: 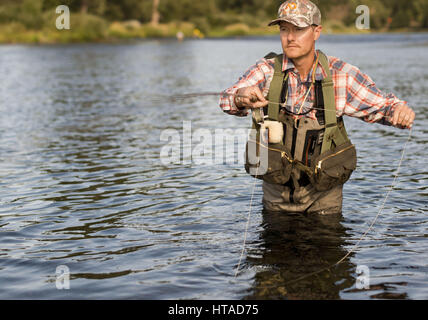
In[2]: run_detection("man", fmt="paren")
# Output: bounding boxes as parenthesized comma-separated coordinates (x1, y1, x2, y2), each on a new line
(219, 0, 415, 215)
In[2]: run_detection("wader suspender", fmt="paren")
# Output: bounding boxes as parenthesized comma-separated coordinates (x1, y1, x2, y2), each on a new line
(246, 52, 357, 190)
(259, 50, 349, 156)
(267, 54, 285, 122)
(317, 51, 348, 154)
(250, 53, 284, 128)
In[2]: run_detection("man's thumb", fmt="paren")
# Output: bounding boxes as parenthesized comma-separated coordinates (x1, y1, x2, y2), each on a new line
(255, 88, 267, 102)
(253, 100, 269, 109)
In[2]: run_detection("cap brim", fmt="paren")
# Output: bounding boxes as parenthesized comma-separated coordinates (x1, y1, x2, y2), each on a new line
(267, 18, 311, 28)
(267, 18, 284, 26)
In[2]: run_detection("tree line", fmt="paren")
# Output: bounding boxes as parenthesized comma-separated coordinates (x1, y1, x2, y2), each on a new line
(0, 0, 427, 31)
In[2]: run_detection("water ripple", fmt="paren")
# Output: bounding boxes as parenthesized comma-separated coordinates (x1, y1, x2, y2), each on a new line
(0, 36, 427, 299)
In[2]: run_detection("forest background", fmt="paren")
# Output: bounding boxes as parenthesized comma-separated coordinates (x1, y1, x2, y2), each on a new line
(0, 0, 427, 43)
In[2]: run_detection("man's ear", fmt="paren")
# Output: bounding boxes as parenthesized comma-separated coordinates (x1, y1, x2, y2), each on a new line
(314, 25, 322, 41)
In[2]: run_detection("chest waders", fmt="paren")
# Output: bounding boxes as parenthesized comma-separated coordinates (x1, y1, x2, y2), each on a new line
(245, 50, 357, 192)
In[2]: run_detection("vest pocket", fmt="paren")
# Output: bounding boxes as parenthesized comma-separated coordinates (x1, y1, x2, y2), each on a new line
(245, 141, 293, 185)
(310, 141, 357, 192)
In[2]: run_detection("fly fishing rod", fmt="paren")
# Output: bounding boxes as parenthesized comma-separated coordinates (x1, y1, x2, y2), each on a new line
(172, 92, 400, 121)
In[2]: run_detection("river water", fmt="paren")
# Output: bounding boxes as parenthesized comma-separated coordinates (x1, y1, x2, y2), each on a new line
(0, 33, 427, 300)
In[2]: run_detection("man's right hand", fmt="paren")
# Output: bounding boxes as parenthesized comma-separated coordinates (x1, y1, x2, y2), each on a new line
(235, 86, 269, 109)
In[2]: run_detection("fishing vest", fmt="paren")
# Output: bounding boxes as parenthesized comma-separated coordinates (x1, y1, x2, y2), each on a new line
(245, 50, 357, 192)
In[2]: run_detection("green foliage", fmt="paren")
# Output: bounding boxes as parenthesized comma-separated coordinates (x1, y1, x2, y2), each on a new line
(0, 2, 20, 24)
(0, 0, 44, 29)
(104, 0, 152, 23)
(0, 0, 427, 43)
(159, 0, 215, 23)
(20, 0, 44, 29)
(67, 13, 108, 41)
(413, 0, 428, 28)
(345, 0, 428, 30)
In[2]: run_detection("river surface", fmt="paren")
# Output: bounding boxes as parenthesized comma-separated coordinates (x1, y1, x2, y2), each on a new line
(0, 33, 427, 300)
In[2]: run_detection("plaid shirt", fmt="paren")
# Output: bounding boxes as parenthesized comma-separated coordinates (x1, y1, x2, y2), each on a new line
(219, 52, 406, 125)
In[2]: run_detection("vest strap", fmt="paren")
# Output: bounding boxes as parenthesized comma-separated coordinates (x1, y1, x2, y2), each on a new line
(267, 54, 284, 121)
(317, 50, 347, 154)
(262, 51, 349, 155)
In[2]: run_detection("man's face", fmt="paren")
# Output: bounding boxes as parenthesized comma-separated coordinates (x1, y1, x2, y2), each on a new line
(279, 21, 322, 59)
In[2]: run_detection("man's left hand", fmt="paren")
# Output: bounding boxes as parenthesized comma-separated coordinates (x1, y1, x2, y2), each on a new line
(391, 104, 415, 129)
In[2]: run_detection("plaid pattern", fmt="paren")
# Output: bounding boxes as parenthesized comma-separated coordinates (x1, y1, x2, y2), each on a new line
(219, 52, 406, 125)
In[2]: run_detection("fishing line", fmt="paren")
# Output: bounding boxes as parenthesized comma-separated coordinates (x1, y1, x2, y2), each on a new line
(235, 166, 259, 278)
(235, 125, 413, 287)
(172, 92, 413, 282)
(282, 125, 413, 286)
(230, 96, 413, 280)
(335, 126, 413, 264)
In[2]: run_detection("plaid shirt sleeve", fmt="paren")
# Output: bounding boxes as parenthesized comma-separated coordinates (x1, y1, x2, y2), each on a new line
(219, 58, 275, 117)
(331, 57, 406, 126)
(220, 54, 407, 125)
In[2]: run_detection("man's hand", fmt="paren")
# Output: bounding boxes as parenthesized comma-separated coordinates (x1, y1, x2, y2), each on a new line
(391, 104, 415, 129)
(235, 86, 269, 109)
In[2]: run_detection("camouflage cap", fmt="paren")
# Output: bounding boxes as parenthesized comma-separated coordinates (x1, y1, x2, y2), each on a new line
(268, 0, 322, 28)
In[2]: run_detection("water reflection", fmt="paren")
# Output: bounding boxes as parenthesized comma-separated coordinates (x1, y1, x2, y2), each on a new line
(245, 209, 355, 299)
(0, 34, 427, 299)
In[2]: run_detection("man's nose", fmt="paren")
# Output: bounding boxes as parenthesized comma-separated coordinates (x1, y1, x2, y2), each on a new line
(287, 32, 296, 42)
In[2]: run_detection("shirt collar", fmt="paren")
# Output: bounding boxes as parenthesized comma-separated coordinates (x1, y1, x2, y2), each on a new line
(282, 51, 327, 82)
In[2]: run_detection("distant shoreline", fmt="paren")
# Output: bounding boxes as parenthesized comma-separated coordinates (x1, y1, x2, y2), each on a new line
(1, 19, 427, 45)
(1, 31, 427, 46)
